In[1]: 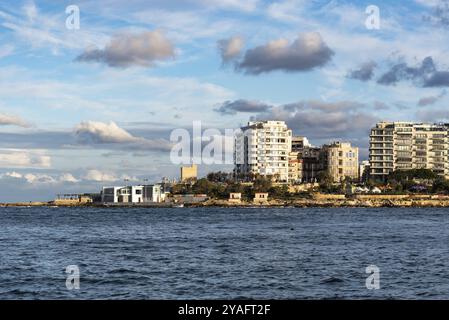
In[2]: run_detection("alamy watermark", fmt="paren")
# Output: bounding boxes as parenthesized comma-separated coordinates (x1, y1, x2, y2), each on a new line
(365, 5, 380, 30)
(365, 265, 380, 290)
(66, 265, 80, 290)
(170, 121, 244, 165)
(65, 5, 80, 30)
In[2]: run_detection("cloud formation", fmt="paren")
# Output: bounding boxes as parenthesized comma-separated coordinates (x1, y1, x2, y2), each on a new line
(75, 121, 140, 144)
(82, 169, 118, 182)
(253, 100, 377, 141)
(0, 113, 30, 127)
(421, 0, 449, 27)
(217, 36, 244, 64)
(198, 0, 259, 12)
(347, 61, 377, 81)
(236, 32, 334, 75)
(0, 149, 51, 168)
(76, 30, 175, 68)
(417, 90, 446, 106)
(373, 101, 390, 110)
(74, 121, 172, 151)
(215, 99, 271, 115)
(1, 171, 79, 184)
(416, 108, 449, 122)
(377, 56, 449, 87)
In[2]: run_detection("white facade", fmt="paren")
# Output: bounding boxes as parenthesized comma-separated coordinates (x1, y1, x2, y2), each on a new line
(234, 121, 292, 182)
(102, 185, 163, 203)
(143, 184, 164, 203)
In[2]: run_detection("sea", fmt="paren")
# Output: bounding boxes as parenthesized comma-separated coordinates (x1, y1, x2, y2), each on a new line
(1, 206, 449, 299)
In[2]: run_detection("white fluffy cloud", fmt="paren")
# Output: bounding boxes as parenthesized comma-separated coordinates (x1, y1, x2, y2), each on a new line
(75, 121, 139, 144)
(2, 171, 79, 184)
(82, 169, 118, 182)
(59, 173, 79, 183)
(74, 121, 172, 151)
(0, 112, 30, 127)
(0, 149, 51, 168)
(81, 169, 138, 183)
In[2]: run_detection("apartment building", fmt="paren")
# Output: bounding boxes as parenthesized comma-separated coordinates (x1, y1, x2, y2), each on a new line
(292, 136, 312, 152)
(288, 152, 303, 183)
(234, 121, 292, 182)
(322, 142, 359, 182)
(301, 146, 325, 182)
(369, 122, 449, 181)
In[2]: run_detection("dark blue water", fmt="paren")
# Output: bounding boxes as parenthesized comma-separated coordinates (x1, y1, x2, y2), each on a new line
(1, 206, 449, 299)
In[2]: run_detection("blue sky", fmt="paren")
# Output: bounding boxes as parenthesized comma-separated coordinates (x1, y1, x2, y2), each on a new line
(1, 0, 449, 201)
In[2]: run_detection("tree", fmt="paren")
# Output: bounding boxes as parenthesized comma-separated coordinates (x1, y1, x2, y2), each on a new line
(269, 185, 290, 199)
(206, 171, 233, 183)
(253, 175, 272, 193)
(317, 171, 333, 189)
(388, 169, 437, 184)
(432, 178, 449, 194)
(192, 178, 215, 195)
(171, 183, 192, 195)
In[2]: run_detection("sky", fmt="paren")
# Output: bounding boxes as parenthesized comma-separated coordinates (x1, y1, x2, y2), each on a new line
(1, 0, 449, 201)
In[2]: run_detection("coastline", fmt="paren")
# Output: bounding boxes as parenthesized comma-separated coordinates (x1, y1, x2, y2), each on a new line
(3, 194, 449, 208)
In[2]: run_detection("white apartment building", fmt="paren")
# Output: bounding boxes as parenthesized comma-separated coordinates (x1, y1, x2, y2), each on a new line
(370, 122, 449, 181)
(234, 121, 292, 182)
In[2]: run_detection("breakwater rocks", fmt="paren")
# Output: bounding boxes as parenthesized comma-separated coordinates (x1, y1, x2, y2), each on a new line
(3, 194, 449, 208)
(200, 194, 449, 208)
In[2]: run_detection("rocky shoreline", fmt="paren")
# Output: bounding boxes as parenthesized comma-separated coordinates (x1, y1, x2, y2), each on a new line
(3, 194, 449, 208)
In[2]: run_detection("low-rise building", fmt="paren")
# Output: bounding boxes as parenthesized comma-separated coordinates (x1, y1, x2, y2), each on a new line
(253, 192, 269, 204)
(228, 193, 242, 203)
(101, 185, 164, 203)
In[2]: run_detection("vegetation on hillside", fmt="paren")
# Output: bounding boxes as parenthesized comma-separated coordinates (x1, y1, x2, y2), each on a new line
(171, 169, 449, 199)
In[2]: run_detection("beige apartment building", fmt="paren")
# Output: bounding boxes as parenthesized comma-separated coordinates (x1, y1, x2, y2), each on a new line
(370, 122, 449, 181)
(322, 142, 359, 182)
(288, 151, 303, 183)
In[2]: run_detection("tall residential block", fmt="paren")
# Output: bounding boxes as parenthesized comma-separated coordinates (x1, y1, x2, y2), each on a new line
(369, 122, 449, 181)
(234, 121, 292, 182)
(322, 142, 359, 182)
